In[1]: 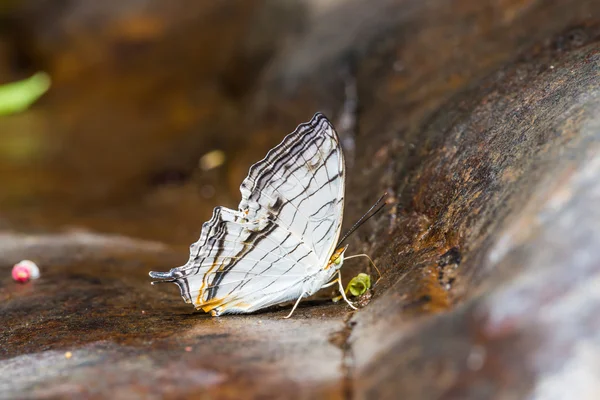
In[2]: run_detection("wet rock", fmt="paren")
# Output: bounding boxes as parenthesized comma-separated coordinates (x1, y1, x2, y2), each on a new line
(1, 0, 600, 398)
(0, 232, 347, 398)
(350, 37, 600, 400)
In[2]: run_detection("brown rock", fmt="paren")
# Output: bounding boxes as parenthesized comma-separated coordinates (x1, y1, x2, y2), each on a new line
(1, 0, 599, 398)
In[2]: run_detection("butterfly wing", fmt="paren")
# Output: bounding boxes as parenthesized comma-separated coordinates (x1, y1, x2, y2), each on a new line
(149, 113, 345, 315)
(239, 112, 346, 262)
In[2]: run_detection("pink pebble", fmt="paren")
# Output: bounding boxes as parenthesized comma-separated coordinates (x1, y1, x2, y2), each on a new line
(11, 260, 40, 283)
(12, 265, 31, 283)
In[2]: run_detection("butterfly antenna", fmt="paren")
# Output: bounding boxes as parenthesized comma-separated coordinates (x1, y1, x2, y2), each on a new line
(336, 192, 388, 249)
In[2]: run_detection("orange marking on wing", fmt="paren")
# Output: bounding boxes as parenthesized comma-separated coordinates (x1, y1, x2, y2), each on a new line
(197, 296, 250, 315)
(197, 259, 224, 305)
(196, 296, 228, 313)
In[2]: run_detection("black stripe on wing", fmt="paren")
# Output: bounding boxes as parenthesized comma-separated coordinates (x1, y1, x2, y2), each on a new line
(238, 112, 345, 261)
(149, 113, 346, 312)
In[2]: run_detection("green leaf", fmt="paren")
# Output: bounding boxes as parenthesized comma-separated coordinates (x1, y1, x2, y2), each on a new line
(345, 273, 371, 297)
(0, 72, 51, 116)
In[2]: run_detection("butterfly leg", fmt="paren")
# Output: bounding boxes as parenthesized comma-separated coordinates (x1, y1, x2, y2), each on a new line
(336, 270, 357, 310)
(320, 278, 339, 289)
(283, 292, 307, 319)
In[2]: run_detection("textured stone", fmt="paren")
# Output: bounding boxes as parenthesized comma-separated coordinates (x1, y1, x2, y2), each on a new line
(1, 0, 600, 399)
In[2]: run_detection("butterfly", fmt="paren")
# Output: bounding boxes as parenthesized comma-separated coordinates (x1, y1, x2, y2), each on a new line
(149, 113, 382, 318)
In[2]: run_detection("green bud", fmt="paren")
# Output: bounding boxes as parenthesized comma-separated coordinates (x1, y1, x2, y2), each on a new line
(345, 273, 371, 297)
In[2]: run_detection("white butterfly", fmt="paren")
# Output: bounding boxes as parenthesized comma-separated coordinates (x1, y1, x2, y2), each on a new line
(150, 113, 380, 318)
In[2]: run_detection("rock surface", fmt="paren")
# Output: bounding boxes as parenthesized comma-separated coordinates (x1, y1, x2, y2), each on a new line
(1, 0, 599, 398)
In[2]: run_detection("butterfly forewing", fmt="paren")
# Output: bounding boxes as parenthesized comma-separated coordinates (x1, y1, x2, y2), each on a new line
(239, 114, 345, 261)
(149, 113, 345, 315)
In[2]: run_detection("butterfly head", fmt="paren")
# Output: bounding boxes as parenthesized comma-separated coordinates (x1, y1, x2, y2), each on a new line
(327, 245, 349, 271)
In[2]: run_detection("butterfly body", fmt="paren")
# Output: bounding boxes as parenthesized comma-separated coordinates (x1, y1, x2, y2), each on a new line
(150, 113, 349, 317)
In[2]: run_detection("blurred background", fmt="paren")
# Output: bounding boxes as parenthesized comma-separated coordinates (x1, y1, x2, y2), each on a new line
(0, 0, 347, 244)
(1, 0, 595, 245)
(1, 1, 600, 399)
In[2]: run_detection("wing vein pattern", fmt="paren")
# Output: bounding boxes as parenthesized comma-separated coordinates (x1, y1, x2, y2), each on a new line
(149, 113, 345, 315)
